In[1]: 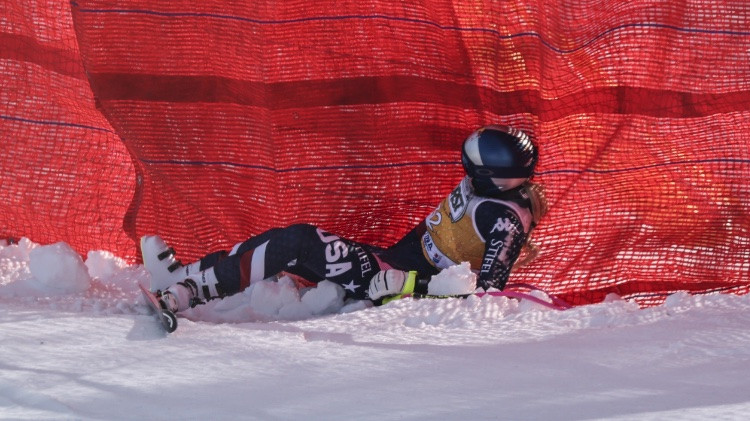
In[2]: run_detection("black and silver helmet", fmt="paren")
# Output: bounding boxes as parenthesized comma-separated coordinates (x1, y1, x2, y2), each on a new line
(461, 125, 537, 194)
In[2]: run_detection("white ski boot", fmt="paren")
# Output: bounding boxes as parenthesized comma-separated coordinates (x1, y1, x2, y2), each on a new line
(158, 281, 198, 313)
(141, 235, 201, 292)
(158, 268, 222, 313)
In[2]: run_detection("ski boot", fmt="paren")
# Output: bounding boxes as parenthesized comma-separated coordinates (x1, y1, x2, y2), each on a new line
(156, 268, 223, 313)
(157, 280, 198, 313)
(141, 235, 202, 292)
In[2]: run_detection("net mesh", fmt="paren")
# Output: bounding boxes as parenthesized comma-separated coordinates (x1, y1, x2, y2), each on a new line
(2, 0, 749, 306)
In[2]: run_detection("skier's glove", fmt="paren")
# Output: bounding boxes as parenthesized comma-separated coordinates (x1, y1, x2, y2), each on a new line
(367, 270, 418, 303)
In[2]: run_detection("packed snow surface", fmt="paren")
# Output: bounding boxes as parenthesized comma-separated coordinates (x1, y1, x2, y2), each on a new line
(2, 238, 750, 420)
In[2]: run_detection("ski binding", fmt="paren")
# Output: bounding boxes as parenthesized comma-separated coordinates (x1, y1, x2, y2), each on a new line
(138, 283, 178, 333)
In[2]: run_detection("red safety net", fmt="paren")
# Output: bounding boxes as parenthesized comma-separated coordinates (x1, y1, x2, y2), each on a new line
(2, 0, 749, 306)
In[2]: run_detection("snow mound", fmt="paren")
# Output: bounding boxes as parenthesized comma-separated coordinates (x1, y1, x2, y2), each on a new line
(1, 239, 93, 297)
(426, 261, 476, 295)
(182, 277, 356, 323)
(29, 242, 91, 295)
(86, 250, 129, 280)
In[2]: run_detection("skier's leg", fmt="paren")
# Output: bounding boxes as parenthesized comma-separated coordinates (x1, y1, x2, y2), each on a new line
(213, 223, 383, 300)
(141, 228, 288, 311)
(141, 228, 289, 291)
(157, 224, 384, 311)
(211, 223, 324, 294)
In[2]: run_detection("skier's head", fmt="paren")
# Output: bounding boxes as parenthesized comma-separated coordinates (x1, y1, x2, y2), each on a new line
(461, 125, 537, 196)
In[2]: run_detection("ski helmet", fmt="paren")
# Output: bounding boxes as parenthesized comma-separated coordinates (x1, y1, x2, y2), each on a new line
(461, 125, 537, 194)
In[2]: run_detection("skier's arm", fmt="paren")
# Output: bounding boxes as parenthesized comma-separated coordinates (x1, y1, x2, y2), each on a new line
(368, 204, 528, 301)
(474, 202, 528, 291)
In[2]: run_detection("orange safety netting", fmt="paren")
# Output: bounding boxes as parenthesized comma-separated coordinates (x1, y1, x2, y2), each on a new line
(2, 0, 749, 306)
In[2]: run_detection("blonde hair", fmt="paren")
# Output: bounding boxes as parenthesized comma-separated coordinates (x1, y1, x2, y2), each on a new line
(525, 181, 548, 227)
(513, 181, 548, 269)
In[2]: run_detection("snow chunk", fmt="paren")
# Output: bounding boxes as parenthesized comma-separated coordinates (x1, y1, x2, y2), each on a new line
(427, 262, 477, 295)
(517, 289, 555, 312)
(340, 299, 373, 313)
(248, 277, 346, 319)
(0, 237, 37, 261)
(301, 280, 345, 315)
(29, 242, 91, 295)
(0, 238, 35, 290)
(248, 276, 303, 316)
(86, 250, 128, 280)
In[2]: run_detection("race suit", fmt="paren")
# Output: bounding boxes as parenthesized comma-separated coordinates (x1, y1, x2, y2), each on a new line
(197, 177, 535, 300)
(379, 176, 535, 291)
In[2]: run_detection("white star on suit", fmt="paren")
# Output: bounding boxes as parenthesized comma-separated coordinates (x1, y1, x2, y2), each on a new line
(342, 280, 359, 293)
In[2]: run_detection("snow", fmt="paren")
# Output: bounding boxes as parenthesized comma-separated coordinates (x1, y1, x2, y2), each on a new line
(426, 261, 477, 295)
(2, 238, 750, 420)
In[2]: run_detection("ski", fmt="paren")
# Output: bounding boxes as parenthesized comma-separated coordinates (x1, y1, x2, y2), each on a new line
(403, 283, 572, 310)
(138, 283, 178, 333)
